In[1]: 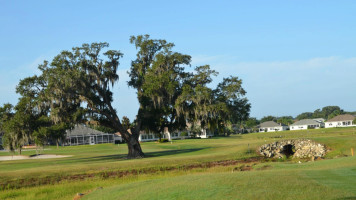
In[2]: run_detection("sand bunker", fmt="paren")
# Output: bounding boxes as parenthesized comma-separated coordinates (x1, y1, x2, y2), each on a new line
(0, 154, 72, 161)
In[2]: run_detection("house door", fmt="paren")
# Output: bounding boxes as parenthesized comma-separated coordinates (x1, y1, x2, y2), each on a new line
(89, 136, 95, 145)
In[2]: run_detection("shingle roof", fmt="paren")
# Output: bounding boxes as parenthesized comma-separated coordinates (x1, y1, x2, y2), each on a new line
(313, 118, 325, 123)
(326, 114, 355, 122)
(66, 124, 109, 136)
(259, 121, 286, 128)
(291, 119, 322, 126)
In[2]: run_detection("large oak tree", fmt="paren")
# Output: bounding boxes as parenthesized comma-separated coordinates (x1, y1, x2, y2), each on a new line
(14, 35, 250, 158)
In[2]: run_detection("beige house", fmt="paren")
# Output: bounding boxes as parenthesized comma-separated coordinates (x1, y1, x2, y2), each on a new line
(290, 119, 324, 130)
(325, 114, 355, 128)
(259, 121, 288, 132)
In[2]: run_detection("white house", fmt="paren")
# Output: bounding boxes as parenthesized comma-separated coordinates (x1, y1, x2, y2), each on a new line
(186, 122, 214, 138)
(114, 132, 123, 144)
(290, 119, 324, 130)
(258, 121, 288, 132)
(192, 129, 214, 138)
(313, 118, 325, 123)
(65, 124, 115, 146)
(325, 114, 355, 128)
(138, 128, 182, 142)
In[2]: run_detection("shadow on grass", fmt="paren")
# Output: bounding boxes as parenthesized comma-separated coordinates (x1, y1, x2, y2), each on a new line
(58, 148, 208, 163)
(145, 148, 208, 158)
(212, 135, 242, 139)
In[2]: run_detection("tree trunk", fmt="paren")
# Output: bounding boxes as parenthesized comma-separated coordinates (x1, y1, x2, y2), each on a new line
(127, 136, 144, 159)
(56, 140, 59, 149)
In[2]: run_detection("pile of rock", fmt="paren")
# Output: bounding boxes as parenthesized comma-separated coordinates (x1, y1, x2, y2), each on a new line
(258, 139, 327, 159)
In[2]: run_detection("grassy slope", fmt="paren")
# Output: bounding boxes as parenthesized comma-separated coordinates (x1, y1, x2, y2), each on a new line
(84, 156, 356, 200)
(0, 127, 355, 199)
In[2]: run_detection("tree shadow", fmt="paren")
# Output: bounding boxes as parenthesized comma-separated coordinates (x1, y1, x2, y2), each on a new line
(58, 147, 208, 163)
(212, 135, 242, 139)
(144, 148, 208, 158)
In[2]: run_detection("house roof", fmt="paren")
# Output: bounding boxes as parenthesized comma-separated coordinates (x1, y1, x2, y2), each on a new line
(66, 124, 110, 136)
(259, 121, 286, 128)
(313, 118, 325, 122)
(291, 119, 321, 126)
(326, 114, 355, 122)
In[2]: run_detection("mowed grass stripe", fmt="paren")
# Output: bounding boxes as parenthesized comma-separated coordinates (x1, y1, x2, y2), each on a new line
(0, 127, 355, 199)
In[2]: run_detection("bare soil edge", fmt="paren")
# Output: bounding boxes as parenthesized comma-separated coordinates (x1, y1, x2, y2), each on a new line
(0, 157, 262, 191)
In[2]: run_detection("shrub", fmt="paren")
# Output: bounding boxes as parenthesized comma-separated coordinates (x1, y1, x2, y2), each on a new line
(158, 138, 169, 143)
(180, 132, 188, 137)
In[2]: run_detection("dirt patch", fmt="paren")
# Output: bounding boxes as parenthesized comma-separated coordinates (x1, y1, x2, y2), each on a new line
(257, 165, 272, 171)
(0, 157, 263, 190)
(73, 187, 103, 200)
(0, 154, 72, 161)
(232, 164, 254, 172)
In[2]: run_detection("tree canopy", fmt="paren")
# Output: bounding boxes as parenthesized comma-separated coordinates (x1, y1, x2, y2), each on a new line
(260, 116, 277, 123)
(297, 106, 345, 120)
(2, 35, 250, 158)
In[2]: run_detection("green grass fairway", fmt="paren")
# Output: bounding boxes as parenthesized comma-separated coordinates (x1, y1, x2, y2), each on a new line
(0, 127, 356, 199)
(84, 156, 356, 200)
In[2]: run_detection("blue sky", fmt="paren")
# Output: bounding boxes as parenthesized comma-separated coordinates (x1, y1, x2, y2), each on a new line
(1, 0, 356, 120)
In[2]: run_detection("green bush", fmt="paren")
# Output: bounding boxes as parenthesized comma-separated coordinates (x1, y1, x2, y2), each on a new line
(180, 132, 188, 137)
(158, 138, 169, 143)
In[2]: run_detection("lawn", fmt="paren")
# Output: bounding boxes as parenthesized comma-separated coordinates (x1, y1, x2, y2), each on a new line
(0, 127, 356, 199)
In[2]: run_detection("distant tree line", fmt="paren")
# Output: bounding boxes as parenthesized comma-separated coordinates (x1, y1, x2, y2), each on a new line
(296, 106, 346, 120)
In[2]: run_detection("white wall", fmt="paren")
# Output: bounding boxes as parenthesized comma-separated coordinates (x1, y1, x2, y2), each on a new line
(259, 126, 288, 132)
(199, 129, 213, 138)
(290, 125, 307, 130)
(325, 120, 355, 128)
(290, 123, 323, 130)
(139, 132, 182, 142)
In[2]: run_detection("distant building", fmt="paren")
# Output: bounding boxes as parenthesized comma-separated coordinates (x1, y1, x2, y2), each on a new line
(325, 114, 355, 128)
(186, 122, 214, 138)
(290, 119, 324, 130)
(313, 118, 325, 123)
(258, 121, 288, 132)
(64, 124, 114, 146)
(138, 128, 182, 142)
(114, 132, 123, 144)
